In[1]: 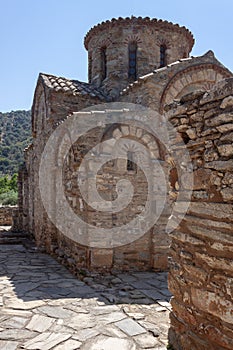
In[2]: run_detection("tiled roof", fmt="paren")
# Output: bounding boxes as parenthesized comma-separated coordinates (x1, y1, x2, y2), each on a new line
(84, 16, 194, 51)
(40, 73, 109, 101)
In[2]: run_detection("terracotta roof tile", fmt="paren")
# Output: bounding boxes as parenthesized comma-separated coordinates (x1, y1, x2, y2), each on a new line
(40, 73, 109, 101)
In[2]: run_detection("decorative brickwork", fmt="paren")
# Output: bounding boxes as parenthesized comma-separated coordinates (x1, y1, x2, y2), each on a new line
(84, 16, 194, 97)
(120, 51, 231, 112)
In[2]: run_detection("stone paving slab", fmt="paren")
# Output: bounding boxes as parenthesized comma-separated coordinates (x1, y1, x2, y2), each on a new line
(0, 241, 171, 349)
(0, 341, 18, 350)
(115, 318, 147, 336)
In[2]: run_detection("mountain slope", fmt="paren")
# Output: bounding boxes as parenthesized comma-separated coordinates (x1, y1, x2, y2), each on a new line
(0, 110, 31, 176)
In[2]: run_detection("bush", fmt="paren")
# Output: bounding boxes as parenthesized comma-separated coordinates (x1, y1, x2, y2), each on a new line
(0, 174, 18, 205)
(0, 190, 18, 205)
(0, 174, 18, 193)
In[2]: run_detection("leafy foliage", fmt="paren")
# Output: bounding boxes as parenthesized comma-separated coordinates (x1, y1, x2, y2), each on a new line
(0, 110, 31, 176)
(0, 174, 18, 205)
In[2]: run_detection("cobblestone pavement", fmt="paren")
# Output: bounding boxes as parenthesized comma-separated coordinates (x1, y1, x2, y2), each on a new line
(0, 231, 172, 350)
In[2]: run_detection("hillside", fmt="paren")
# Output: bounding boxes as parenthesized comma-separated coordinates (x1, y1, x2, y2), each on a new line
(0, 110, 32, 176)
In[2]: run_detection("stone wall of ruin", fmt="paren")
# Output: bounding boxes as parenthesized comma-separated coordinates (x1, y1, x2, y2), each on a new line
(0, 206, 16, 226)
(167, 78, 233, 350)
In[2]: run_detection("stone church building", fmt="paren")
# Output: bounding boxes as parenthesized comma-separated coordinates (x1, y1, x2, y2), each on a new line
(14, 16, 233, 350)
(15, 16, 232, 272)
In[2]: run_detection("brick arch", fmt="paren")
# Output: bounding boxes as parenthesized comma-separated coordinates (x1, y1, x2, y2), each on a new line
(100, 123, 165, 160)
(96, 37, 112, 51)
(156, 37, 171, 49)
(123, 34, 142, 45)
(159, 64, 231, 113)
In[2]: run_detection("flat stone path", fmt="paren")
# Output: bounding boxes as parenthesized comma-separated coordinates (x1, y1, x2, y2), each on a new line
(0, 236, 171, 349)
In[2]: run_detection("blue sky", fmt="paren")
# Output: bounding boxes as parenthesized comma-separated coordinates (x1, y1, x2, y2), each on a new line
(0, 0, 232, 112)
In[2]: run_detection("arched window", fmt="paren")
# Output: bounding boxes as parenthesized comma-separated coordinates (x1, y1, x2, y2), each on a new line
(128, 42, 137, 81)
(160, 45, 167, 67)
(100, 47, 107, 82)
(127, 151, 136, 171)
(88, 52, 92, 82)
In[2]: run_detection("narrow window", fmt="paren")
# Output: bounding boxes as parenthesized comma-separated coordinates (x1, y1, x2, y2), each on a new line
(128, 42, 137, 81)
(100, 47, 107, 81)
(160, 45, 167, 67)
(88, 52, 92, 82)
(127, 151, 136, 171)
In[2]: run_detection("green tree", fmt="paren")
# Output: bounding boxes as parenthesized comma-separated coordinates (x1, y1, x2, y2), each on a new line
(0, 174, 18, 205)
(0, 110, 31, 176)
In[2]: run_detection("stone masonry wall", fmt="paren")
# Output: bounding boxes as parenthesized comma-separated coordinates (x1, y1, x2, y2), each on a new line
(30, 105, 172, 273)
(61, 119, 171, 271)
(0, 206, 16, 226)
(167, 78, 233, 350)
(119, 51, 231, 113)
(27, 85, 108, 243)
(16, 17, 233, 291)
(85, 17, 194, 97)
(25, 85, 171, 272)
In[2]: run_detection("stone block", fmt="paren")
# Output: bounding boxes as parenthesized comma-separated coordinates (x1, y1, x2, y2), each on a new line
(191, 287, 233, 324)
(220, 187, 233, 201)
(90, 249, 113, 268)
(217, 144, 233, 157)
(220, 95, 233, 109)
(153, 254, 168, 271)
(216, 123, 233, 133)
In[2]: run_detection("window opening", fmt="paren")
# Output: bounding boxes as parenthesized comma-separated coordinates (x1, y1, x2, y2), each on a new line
(128, 42, 137, 80)
(127, 151, 137, 171)
(160, 45, 167, 67)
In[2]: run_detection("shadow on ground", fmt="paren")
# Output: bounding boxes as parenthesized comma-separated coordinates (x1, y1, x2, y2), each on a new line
(0, 240, 171, 306)
(0, 228, 171, 350)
